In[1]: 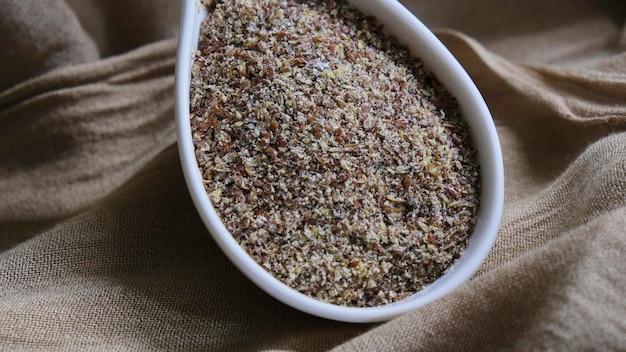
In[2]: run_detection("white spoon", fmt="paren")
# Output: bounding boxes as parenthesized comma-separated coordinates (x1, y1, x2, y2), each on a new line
(175, 0, 504, 323)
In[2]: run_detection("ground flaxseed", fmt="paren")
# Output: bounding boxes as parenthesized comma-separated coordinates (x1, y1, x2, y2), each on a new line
(190, 0, 480, 307)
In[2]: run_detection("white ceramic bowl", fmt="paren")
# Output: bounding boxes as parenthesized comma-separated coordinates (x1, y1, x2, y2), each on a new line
(175, 0, 504, 323)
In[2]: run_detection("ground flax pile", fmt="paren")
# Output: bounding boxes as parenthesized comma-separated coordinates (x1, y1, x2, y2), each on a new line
(190, 0, 480, 307)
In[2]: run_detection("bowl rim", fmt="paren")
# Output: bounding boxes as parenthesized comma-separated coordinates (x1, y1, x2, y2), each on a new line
(175, 0, 504, 323)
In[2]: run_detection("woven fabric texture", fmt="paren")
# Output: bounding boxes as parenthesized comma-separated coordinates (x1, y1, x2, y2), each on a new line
(1, 0, 625, 350)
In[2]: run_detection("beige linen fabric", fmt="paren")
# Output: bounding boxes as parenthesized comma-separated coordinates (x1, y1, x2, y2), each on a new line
(1, 0, 625, 350)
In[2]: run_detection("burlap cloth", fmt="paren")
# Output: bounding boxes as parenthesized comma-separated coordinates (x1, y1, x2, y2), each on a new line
(1, 0, 625, 350)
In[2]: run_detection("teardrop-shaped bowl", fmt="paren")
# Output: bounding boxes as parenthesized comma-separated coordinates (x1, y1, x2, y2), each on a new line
(175, 0, 504, 323)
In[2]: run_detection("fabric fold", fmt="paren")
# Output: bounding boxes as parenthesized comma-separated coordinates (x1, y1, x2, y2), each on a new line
(0, 40, 178, 222)
(1, 0, 625, 351)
